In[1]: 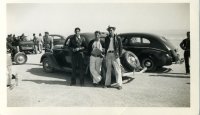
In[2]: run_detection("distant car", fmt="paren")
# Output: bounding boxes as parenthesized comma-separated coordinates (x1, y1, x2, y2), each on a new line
(118, 33, 180, 71)
(49, 34, 66, 46)
(40, 33, 142, 75)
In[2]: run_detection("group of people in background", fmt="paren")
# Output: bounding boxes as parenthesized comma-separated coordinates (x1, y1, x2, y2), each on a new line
(7, 32, 54, 54)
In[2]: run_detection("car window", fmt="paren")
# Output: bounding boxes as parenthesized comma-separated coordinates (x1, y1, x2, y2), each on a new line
(64, 38, 71, 46)
(130, 37, 141, 45)
(52, 36, 62, 40)
(121, 36, 129, 45)
(142, 38, 150, 44)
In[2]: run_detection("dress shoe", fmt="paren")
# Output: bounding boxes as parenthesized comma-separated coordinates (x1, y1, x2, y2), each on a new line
(117, 86, 122, 90)
(80, 79, 84, 86)
(103, 85, 111, 88)
(70, 82, 76, 86)
(93, 83, 98, 87)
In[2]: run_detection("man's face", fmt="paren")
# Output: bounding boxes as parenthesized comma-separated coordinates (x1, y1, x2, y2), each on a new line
(95, 33, 100, 41)
(108, 28, 115, 37)
(45, 33, 49, 37)
(75, 30, 80, 36)
(187, 33, 190, 39)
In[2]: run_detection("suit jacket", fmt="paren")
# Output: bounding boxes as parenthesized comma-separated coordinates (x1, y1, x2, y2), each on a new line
(68, 35, 86, 53)
(180, 38, 190, 51)
(104, 34, 122, 58)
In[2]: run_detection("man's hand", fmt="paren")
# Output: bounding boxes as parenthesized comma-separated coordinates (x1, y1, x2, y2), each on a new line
(73, 48, 80, 52)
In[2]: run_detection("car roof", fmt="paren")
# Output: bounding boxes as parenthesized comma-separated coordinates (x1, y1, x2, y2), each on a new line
(118, 33, 162, 39)
(50, 34, 66, 39)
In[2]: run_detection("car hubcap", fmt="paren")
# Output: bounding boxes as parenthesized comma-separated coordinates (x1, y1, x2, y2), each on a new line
(145, 61, 152, 67)
(128, 55, 136, 64)
(17, 56, 25, 63)
(44, 60, 51, 70)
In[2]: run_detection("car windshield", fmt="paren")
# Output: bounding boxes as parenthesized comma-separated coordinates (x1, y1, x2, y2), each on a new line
(160, 36, 175, 49)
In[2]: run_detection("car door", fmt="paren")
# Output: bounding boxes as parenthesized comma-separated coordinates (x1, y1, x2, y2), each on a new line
(62, 37, 72, 68)
(51, 36, 71, 68)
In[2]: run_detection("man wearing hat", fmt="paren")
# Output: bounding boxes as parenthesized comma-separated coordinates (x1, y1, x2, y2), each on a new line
(43, 32, 53, 52)
(68, 27, 87, 86)
(104, 26, 123, 90)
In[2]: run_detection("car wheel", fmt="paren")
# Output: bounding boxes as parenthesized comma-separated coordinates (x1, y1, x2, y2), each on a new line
(14, 52, 27, 64)
(122, 51, 141, 71)
(141, 57, 156, 71)
(42, 58, 54, 73)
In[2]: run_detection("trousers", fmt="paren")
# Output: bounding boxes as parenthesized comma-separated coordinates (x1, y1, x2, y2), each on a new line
(184, 50, 190, 73)
(37, 42, 43, 53)
(105, 53, 122, 86)
(71, 52, 84, 83)
(89, 56, 103, 83)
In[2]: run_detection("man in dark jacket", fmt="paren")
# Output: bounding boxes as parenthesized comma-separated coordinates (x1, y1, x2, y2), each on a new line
(68, 27, 86, 86)
(104, 26, 123, 90)
(180, 31, 190, 74)
(43, 32, 53, 52)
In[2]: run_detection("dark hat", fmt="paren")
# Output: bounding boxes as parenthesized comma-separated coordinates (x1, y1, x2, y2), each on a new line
(107, 26, 116, 31)
(45, 32, 49, 34)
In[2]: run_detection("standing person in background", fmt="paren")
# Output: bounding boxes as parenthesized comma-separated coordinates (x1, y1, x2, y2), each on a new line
(104, 26, 123, 90)
(12, 34, 20, 52)
(20, 33, 27, 41)
(88, 31, 104, 87)
(37, 33, 43, 53)
(180, 31, 190, 74)
(43, 32, 53, 52)
(68, 27, 86, 86)
(33, 33, 38, 54)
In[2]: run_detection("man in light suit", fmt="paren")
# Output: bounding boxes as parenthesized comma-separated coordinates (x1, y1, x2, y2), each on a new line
(104, 26, 123, 90)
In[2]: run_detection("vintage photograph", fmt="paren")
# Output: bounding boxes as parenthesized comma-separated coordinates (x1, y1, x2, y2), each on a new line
(6, 3, 190, 107)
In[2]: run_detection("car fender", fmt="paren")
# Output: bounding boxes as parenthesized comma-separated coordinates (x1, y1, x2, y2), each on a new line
(41, 53, 63, 70)
(40, 52, 52, 63)
(138, 49, 165, 66)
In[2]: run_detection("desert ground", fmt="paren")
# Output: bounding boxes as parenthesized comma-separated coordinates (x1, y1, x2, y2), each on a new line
(7, 35, 190, 107)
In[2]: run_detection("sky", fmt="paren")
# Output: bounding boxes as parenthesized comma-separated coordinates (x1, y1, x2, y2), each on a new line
(7, 3, 189, 37)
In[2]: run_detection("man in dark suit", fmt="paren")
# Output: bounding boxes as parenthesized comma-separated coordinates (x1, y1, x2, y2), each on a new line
(68, 27, 86, 86)
(104, 26, 123, 90)
(180, 31, 190, 74)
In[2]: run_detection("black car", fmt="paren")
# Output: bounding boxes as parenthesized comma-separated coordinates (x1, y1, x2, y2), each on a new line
(40, 33, 142, 75)
(118, 33, 180, 71)
(49, 34, 66, 46)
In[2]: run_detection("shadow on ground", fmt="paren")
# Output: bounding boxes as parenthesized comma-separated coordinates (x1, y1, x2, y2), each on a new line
(22, 79, 68, 85)
(26, 68, 69, 80)
(25, 63, 42, 66)
(25, 68, 135, 87)
(149, 74, 190, 78)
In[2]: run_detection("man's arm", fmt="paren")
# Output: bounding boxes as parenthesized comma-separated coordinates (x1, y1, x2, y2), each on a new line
(50, 36, 54, 49)
(117, 36, 123, 57)
(180, 39, 186, 50)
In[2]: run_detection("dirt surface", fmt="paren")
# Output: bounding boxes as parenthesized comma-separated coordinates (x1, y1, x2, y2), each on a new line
(7, 38, 190, 107)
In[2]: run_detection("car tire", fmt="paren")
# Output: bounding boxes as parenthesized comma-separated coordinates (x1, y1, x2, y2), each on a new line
(122, 51, 141, 71)
(141, 57, 157, 71)
(14, 52, 27, 65)
(42, 58, 54, 73)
